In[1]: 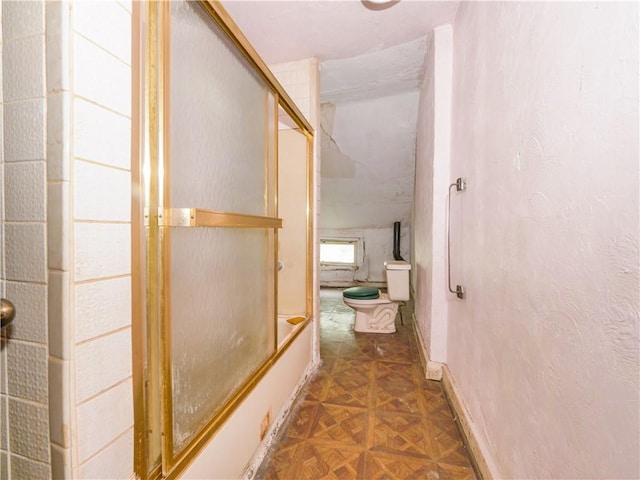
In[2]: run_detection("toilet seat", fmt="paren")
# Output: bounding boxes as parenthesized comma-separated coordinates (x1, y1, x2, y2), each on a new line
(343, 286, 380, 300)
(343, 293, 392, 306)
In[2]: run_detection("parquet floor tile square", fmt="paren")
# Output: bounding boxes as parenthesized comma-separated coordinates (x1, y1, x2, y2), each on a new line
(370, 411, 431, 458)
(255, 289, 476, 480)
(376, 360, 419, 384)
(331, 357, 374, 376)
(363, 451, 445, 480)
(296, 444, 365, 480)
(260, 436, 306, 480)
(338, 340, 378, 359)
(312, 403, 369, 447)
(374, 380, 426, 415)
(306, 370, 331, 402)
(287, 401, 321, 439)
(324, 378, 371, 408)
(423, 419, 474, 466)
(373, 343, 414, 364)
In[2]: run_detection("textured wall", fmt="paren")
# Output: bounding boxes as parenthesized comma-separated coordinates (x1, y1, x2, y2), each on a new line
(413, 32, 435, 359)
(1, 2, 52, 478)
(319, 91, 418, 232)
(319, 58, 420, 285)
(413, 26, 453, 371)
(448, 3, 639, 478)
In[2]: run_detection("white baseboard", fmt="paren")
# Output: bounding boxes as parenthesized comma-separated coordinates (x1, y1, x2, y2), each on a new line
(441, 365, 497, 480)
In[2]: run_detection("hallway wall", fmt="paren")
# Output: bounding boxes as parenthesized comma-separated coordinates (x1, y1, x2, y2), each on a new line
(447, 3, 639, 478)
(413, 25, 452, 376)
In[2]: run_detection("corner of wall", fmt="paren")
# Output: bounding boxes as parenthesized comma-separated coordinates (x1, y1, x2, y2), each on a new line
(413, 18, 454, 370)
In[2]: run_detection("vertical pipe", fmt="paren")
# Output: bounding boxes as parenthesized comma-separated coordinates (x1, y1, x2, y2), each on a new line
(393, 221, 404, 261)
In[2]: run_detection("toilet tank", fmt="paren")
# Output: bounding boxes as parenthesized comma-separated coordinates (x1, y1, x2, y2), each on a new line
(384, 261, 411, 301)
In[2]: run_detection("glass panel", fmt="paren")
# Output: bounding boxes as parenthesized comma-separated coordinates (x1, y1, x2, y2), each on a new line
(170, 227, 275, 454)
(170, 1, 272, 215)
(277, 122, 308, 317)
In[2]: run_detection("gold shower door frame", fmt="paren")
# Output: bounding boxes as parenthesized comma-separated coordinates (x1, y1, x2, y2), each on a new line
(132, 2, 315, 479)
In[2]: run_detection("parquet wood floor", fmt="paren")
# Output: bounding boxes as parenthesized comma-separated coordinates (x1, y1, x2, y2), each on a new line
(255, 289, 476, 480)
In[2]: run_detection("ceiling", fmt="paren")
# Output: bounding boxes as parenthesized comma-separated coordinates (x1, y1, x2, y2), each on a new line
(222, 1, 460, 230)
(222, 1, 459, 64)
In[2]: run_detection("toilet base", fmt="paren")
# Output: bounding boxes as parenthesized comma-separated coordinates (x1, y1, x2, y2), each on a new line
(353, 302, 398, 334)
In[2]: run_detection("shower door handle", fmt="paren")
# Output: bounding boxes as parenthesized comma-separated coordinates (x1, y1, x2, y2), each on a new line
(1, 298, 16, 328)
(447, 178, 466, 300)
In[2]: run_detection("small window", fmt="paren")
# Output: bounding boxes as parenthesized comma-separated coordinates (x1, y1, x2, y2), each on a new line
(320, 240, 357, 266)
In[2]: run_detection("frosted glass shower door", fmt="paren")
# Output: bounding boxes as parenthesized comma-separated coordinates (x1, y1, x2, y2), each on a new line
(165, 0, 277, 462)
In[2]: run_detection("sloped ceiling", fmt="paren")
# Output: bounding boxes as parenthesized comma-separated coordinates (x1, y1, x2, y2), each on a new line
(223, 1, 459, 229)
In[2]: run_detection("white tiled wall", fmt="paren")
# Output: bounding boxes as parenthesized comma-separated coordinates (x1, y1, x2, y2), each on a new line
(72, 1, 133, 477)
(271, 60, 315, 128)
(45, 5, 73, 477)
(74, 277, 131, 343)
(75, 428, 132, 480)
(73, 98, 131, 170)
(45, 0, 134, 478)
(5, 161, 46, 221)
(1, 2, 52, 479)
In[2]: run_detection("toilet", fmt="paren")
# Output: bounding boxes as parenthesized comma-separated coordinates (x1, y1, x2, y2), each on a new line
(342, 261, 411, 334)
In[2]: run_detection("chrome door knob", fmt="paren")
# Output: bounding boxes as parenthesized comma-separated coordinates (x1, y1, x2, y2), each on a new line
(1, 298, 16, 328)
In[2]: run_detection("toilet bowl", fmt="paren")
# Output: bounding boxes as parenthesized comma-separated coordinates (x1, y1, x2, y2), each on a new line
(343, 289, 398, 333)
(342, 261, 411, 334)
